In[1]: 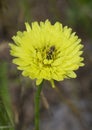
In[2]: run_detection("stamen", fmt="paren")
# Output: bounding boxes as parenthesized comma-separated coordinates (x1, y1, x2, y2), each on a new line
(46, 45, 55, 60)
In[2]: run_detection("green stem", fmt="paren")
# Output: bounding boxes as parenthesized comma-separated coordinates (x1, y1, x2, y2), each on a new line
(35, 82, 43, 130)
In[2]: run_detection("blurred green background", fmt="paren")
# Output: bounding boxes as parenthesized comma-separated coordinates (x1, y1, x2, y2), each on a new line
(0, 0, 92, 130)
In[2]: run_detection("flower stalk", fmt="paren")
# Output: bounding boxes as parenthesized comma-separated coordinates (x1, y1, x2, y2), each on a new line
(35, 82, 43, 130)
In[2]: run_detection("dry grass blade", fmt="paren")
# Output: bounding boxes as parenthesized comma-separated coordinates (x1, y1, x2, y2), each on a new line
(54, 85, 88, 130)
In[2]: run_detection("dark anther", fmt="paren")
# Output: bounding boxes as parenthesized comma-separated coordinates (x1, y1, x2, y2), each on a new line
(46, 45, 55, 60)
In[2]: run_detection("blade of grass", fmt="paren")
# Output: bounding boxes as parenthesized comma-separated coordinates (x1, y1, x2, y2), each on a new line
(0, 62, 14, 128)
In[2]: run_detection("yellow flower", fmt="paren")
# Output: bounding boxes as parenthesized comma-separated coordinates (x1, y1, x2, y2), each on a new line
(9, 20, 84, 87)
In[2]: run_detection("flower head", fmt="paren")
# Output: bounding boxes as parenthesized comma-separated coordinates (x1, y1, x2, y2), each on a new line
(9, 20, 84, 87)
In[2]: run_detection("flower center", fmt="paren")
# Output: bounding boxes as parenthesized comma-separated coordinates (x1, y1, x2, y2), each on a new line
(46, 45, 55, 60)
(35, 45, 57, 66)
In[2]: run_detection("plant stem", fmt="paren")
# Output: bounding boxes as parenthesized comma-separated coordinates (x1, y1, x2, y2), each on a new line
(35, 82, 43, 130)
